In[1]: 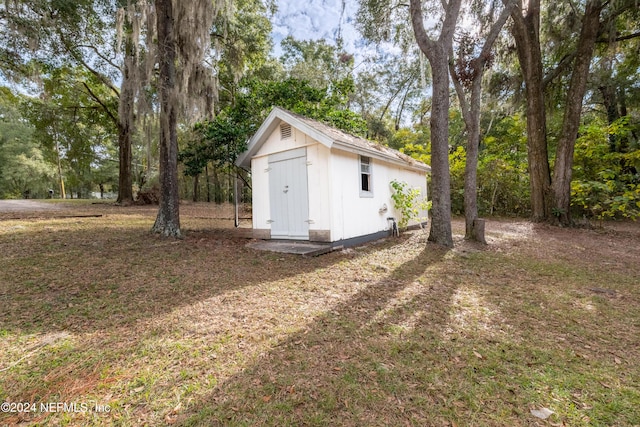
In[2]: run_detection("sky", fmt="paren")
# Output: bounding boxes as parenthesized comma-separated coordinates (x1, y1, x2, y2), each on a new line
(270, 0, 362, 58)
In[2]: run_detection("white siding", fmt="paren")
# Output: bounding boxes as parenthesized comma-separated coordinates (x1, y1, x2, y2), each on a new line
(249, 120, 428, 242)
(251, 155, 270, 230)
(253, 124, 312, 157)
(250, 123, 332, 237)
(329, 148, 427, 241)
(398, 168, 429, 225)
(306, 143, 331, 233)
(251, 124, 311, 232)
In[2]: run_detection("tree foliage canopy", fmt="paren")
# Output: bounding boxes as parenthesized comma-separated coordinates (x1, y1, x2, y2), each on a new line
(0, 0, 637, 230)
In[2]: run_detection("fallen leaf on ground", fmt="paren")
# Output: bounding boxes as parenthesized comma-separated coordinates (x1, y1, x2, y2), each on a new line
(530, 407, 554, 419)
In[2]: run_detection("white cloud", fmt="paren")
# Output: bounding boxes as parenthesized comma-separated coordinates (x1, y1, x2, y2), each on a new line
(271, 0, 360, 56)
(270, 0, 414, 72)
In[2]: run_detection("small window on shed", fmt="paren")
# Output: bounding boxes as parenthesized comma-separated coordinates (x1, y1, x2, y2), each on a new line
(360, 156, 373, 197)
(280, 123, 292, 139)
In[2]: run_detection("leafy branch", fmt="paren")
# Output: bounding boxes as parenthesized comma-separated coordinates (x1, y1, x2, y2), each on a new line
(389, 179, 430, 231)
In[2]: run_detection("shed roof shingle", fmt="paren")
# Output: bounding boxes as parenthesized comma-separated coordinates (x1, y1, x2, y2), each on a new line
(236, 107, 430, 173)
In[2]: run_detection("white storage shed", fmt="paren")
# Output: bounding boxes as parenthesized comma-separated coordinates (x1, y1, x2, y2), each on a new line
(236, 107, 430, 246)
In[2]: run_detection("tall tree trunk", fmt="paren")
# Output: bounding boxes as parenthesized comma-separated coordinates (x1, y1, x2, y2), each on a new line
(450, 72, 489, 240)
(145, 113, 154, 182)
(598, 51, 625, 151)
(152, 0, 181, 237)
(205, 163, 211, 202)
(551, 0, 603, 226)
(52, 124, 66, 199)
(213, 167, 222, 204)
(463, 80, 482, 240)
(426, 54, 454, 247)
(451, 5, 511, 241)
(509, 0, 551, 222)
(193, 173, 200, 202)
(600, 84, 632, 154)
(116, 121, 133, 204)
(116, 39, 135, 205)
(410, 0, 460, 248)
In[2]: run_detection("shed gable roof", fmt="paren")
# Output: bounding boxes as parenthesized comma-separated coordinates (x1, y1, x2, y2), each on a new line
(236, 107, 430, 173)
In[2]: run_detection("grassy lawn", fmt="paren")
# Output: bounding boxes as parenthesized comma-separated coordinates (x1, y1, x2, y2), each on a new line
(0, 202, 638, 426)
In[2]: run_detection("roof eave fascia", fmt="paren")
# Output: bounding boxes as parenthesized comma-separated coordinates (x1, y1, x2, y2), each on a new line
(332, 140, 431, 173)
(235, 107, 334, 168)
(235, 108, 281, 167)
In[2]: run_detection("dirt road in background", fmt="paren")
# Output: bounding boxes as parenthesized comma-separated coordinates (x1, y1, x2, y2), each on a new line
(0, 200, 64, 212)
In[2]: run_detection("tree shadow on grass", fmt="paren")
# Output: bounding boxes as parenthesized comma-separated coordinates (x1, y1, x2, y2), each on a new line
(171, 220, 639, 427)
(175, 224, 640, 427)
(0, 219, 354, 422)
(3, 220, 448, 425)
(178, 243, 456, 426)
(0, 226, 341, 336)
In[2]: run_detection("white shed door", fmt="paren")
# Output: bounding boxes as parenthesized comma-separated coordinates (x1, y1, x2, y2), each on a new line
(269, 148, 309, 239)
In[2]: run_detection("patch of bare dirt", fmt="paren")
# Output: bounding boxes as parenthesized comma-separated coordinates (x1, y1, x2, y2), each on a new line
(482, 218, 640, 275)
